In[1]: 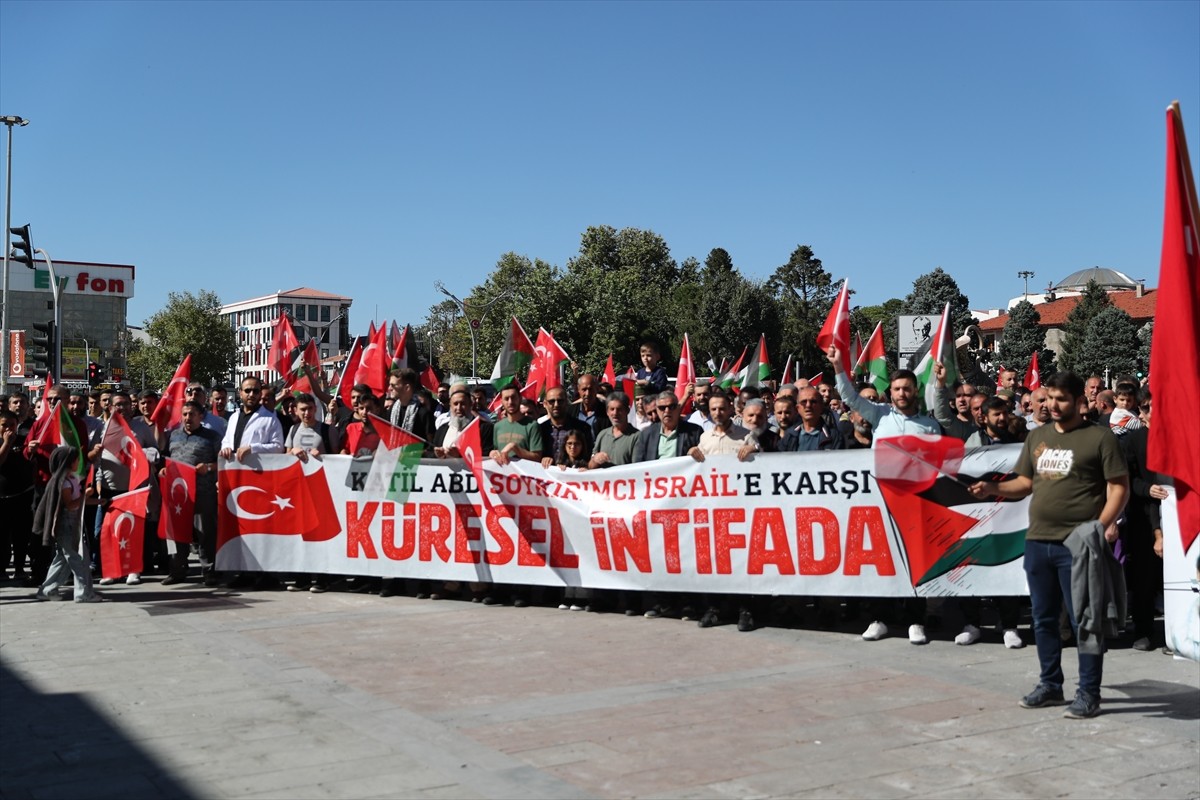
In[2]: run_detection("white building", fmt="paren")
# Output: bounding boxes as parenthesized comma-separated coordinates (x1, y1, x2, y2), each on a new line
(220, 287, 353, 385)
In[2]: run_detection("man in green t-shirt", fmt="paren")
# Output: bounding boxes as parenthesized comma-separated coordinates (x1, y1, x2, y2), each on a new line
(970, 371, 1128, 719)
(489, 385, 544, 465)
(588, 392, 640, 468)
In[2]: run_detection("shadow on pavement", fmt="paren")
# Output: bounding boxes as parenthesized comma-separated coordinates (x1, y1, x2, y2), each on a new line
(0, 660, 202, 800)
(1103, 678, 1200, 720)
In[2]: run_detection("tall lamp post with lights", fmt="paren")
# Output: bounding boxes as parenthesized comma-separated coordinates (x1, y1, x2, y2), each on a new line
(1, 114, 30, 388)
(434, 282, 511, 381)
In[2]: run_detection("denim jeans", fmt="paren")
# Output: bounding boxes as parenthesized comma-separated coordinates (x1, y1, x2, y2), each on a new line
(1024, 539, 1103, 697)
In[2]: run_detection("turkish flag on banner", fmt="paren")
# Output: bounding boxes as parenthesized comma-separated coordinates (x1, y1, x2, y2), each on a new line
(158, 459, 197, 542)
(218, 458, 340, 549)
(150, 355, 192, 431)
(874, 435, 965, 495)
(102, 412, 150, 490)
(101, 487, 150, 579)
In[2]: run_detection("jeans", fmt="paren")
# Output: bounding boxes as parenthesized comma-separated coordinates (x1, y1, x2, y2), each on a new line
(40, 511, 96, 600)
(1024, 539, 1103, 697)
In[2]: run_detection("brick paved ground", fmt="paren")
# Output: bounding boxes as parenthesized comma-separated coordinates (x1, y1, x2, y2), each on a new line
(2, 578, 1197, 800)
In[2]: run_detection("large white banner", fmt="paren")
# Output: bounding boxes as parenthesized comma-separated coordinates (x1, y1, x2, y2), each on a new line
(216, 442, 1032, 598)
(1161, 494, 1200, 662)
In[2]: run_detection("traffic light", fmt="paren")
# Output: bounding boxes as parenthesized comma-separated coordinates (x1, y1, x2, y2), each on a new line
(29, 319, 56, 377)
(9, 224, 34, 268)
(88, 361, 101, 387)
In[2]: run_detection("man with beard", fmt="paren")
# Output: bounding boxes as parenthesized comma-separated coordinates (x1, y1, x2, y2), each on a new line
(966, 395, 1018, 448)
(434, 385, 494, 458)
(539, 386, 593, 468)
(387, 368, 435, 450)
(588, 393, 640, 468)
(738, 398, 777, 453)
(162, 401, 222, 585)
(829, 344, 942, 645)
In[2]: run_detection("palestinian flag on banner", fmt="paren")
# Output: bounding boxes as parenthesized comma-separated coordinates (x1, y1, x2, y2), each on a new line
(365, 413, 426, 503)
(914, 303, 957, 413)
(874, 436, 1026, 588)
(740, 335, 771, 391)
(490, 317, 535, 390)
(854, 321, 889, 394)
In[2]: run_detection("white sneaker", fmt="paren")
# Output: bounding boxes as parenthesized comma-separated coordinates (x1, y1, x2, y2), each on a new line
(1003, 629, 1025, 649)
(862, 621, 889, 640)
(955, 624, 982, 645)
(908, 624, 928, 645)
(126, 573, 141, 585)
(557, 604, 570, 610)
(569, 604, 584, 611)
(98, 577, 116, 586)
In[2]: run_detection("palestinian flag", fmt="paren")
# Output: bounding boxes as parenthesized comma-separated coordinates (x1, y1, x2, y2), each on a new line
(740, 335, 771, 391)
(874, 436, 1027, 589)
(365, 414, 426, 504)
(914, 303, 957, 413)
(490, 317, 535, 390)
(715, 347, 747, 391)
(854, 321, 889, 394)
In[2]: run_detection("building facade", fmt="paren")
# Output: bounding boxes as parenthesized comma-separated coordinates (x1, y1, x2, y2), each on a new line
(5, 259, 134, 390)
(220, 287, 352, 385)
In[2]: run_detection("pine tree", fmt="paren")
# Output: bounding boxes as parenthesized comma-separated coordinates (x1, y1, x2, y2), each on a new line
(1058, 280, 1111, 373)
(902, 267, 974, 334)
(1075, 306, 1141, 378)
(999, 300, 1056, 378)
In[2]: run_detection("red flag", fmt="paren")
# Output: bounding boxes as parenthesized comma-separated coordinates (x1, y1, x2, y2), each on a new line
(392, 324, 422, 371)
(100, 487, 150, 579)
(1023, 352, 1041, 391)
(674, 334, 696, 414)
(354, 323, 390, 398)
(420, 364, 441, 394)
(290, 338, 322, 393)
(601, 354, 616, 387)
(995, 364, 1007, 391)
(527, 328, 570, 397)
(457, 416, 495, 511)
(875, 434, 965, 495)
(217, 459, 339, 548)
(158, 458, 197, 542)
(816, 279, 852, 375)
(780, 354, 794, 386)
(367, 320, 377, 341)
(622, 366, 636, 405)
(101, 412, 150, 490)
(390, 320, 402, 353)
(809, 372, 824, 386)
(1149, 102, 1200, 550)
(269, 312, 301, 379)
(337, 336, 366, 408)
(149, 355, 192, 430)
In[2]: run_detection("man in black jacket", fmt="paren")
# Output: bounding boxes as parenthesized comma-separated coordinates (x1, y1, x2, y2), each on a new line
(632, 392, 702, 463)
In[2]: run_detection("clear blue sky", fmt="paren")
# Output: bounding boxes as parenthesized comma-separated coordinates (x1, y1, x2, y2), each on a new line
(2, 0, 1197, 334)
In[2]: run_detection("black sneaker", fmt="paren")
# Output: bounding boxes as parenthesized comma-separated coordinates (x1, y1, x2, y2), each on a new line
(1019, 684, 1067, 709)
(737, 610, 755, 632)
(1063, 691, 1101, 719)
(698, 607, 720, 628)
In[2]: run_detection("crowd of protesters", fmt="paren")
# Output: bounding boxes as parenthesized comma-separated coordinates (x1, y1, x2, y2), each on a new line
(1, 340, 1174, 715)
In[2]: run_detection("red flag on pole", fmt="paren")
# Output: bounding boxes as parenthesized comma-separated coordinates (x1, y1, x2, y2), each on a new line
(527, 328, 570, 397)
(149, 355, 192, 431)
(100, 487, 150, 579)
(1023, 352, 1041, 391)
(457, 416, 496, 511)
(674, 334, 696, 414)
(354, 323, 390, 398)
(601, 354, 616, 387)
(269, 312, 301, 380)
(1149, 102, 1200, 550)
(337, 336, 365, 408)
(816, 279, 852, 375)
(420, 365, 440, 394)
(158, 458, 197, 542)
(780, 354, 794, 386)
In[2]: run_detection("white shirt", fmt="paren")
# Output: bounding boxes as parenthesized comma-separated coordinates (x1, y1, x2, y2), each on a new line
(221, 406, 284, 454)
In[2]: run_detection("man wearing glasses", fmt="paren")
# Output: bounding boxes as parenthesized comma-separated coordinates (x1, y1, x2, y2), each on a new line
(632, 391, 703, 464)
(779, 387, 844, 452)
(219, 377, 284, 464)
(186, 383, 228, 438)
(539, 386, 593, 467)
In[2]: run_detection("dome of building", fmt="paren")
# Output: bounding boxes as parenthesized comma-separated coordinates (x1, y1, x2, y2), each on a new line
(1053, 267, 1138, 292)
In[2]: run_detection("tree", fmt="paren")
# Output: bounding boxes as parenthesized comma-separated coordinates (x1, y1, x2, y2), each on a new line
(767, 245, 837, 375)
(1058, 280, 1111, 373)
(1136, 321, 1153, 379)
(902, 267, 974, 335)
(128, 290, 237, 389)
(1074, 306, 1141, 378)
(998, 300, 1056, 379)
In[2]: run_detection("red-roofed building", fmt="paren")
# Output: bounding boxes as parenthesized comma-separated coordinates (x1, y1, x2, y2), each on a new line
(979, 286, 1157, 359)
(220, 288, 353, 384)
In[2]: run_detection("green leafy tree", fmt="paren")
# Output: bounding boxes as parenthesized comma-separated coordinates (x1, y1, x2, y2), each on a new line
(696, 274, 781, 372)
(767, 245, 837, 375)
(998, 300, 1056, 379)
(1074, 306, 1141, 378)
(902, 267, 974, 335)
(128, 290, 237, 389)
(1058, 280, 1111, 373)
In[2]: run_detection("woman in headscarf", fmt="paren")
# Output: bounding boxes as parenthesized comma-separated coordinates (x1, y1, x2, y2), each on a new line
(34, 445, 101, 603)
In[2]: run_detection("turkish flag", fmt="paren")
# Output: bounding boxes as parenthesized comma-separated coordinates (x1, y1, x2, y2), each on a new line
(1023, 351, 1041, 391)
(816, 279, 852, 375)
(420, 365, 441, 394)
(674, 334, 696, 416)
(158, 459, 197, 542)
(102, 412, 150, 490)
(149, 355, 192, 431)
(269, 312, 301, 378)
(874, 435, 965, 495)
(337, 336, 366, 408)
(217, 459, 340, 549)
(101, 487, 150, 579)
(354, 324, 391, 398)
(458, 416, 495, 511)
(601, 354, 616, 387)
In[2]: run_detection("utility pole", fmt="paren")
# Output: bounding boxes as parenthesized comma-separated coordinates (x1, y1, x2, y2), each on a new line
(1, 115, 30, 389)
(1017, 270, 1035, 299)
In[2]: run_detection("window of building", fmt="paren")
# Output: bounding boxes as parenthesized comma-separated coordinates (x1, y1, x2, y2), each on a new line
(308, 304, 318, 320)
(295, 305, 305, 321)
(321, 305, 331, 322)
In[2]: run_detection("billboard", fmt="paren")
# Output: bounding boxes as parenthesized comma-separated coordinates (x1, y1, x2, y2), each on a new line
(898, 314, 934, 358)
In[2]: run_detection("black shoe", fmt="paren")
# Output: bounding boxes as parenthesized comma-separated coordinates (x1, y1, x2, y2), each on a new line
(737, 610, 755, 632)
(1019, 684, 1067, 709)
(1063, 690, 1101, 719)
(817, 609, 837, 630)
(624, 608, 638, 616)
(161, 575, 187, 586)
(202, 571, 219, 588)
(697, 607, 720, 628)
(1132, 637, 1153, 652)
(481, 595, 499, 606)
(680, 605, 697, 621)
(512, 597, 528, 608)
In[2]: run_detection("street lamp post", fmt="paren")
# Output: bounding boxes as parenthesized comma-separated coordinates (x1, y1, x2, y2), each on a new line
(35, 247, 64, 380)
(434, 282, 511, 380)
(1, 114, 29, 389)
